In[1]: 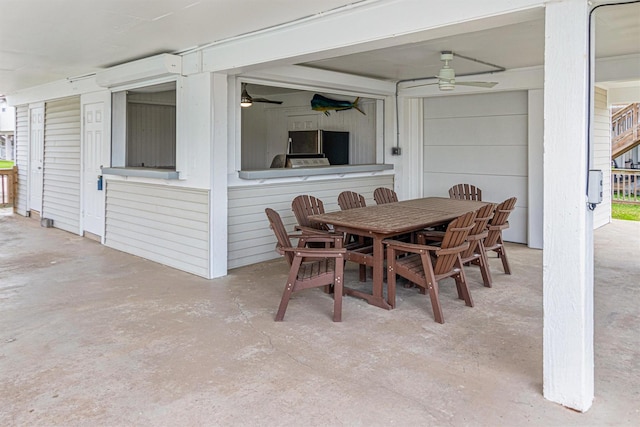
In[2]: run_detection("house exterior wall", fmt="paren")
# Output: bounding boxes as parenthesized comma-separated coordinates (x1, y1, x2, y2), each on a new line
(42, 96, 82, 234)
(14, 105, 29, 216)
(100, 73, 215, 276)
(423, 91, 529, 244)
(228, 174, 394, 269)
(105, 180, 210, 277)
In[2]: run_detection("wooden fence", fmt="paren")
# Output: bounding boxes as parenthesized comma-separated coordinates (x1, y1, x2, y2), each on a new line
(0, 166, 18, 208)
(612, 168, 640, 204)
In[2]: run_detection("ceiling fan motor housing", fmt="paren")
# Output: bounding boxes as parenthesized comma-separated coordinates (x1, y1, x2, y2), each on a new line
(440, 51, 454, 61)
(438, 64, 456, 90)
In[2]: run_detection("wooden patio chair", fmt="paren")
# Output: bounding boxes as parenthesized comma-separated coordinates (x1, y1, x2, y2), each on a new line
(293, 194, 372, 281)
(265, 208, 346, 322)
(291, 194, 330, 233)
(449, 183, 482, 201)
(483, 196, 517, 275)
(337, 190, 367, 211)
(419, 203, 497, 287)
(384, 210, 477, 324)
(337, 190, 372, 281)
(337, 190, 367, 245)
(373, 187, 398, 204)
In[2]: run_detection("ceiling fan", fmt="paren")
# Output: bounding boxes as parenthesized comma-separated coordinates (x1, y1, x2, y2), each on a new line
(408, 51, 499, 91)
(240, 83, 283, 107)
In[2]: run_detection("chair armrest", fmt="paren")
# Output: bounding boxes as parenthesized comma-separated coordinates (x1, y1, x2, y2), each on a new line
(434, 242, 469, 256)
(467, 230, 488, 241)
(301, 234, 344, 248)
(417, 230, 445, 244)
(383, 239, 442, 254)
(488, 222, 509, 231)
(294, 225, 336, 235)
(281, 246, 346, 257)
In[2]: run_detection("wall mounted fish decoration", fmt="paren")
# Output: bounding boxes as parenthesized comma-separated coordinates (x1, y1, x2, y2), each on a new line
(310, 94, 365, 116)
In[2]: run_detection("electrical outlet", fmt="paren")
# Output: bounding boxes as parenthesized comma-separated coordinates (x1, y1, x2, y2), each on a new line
(391, 147, 402, 155)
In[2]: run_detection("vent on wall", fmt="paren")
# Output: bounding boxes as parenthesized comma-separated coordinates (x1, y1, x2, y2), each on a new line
(95, 54, 182, 88)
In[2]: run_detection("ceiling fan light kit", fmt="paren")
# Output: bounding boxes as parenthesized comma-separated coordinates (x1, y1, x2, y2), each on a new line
(240, 87, 253, 107)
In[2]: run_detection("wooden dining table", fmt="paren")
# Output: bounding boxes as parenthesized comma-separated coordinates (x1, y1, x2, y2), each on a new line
(308, 197, 488, 310)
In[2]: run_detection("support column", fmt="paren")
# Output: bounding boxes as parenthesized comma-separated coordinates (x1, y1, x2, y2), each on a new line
(543, 0, 594, 412)
(210, 72, 229, 278)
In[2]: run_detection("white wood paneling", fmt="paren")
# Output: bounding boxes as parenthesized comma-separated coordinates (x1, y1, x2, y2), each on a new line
(105, 181, 210, 278)
(228, 175, 394, 269)
(126, 103, 176, 168)
(14, 105, 29, 216)
(42, 96, 81, 234)
(423, 91, 528, 244)
(593, 86, 611, 229)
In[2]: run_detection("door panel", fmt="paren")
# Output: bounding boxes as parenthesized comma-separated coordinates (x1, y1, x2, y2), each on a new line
(83, 102, 105, 237)
(29, 106, 44, 213)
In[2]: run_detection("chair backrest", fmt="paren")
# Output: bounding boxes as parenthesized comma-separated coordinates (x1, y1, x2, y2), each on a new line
(484, 197, 517, 248)
(265, 208, 295, 265)
(338, 191, 366, 210)
(433, 210, 476, 275)
(460, 203, 496, 259)
(449, 184, 482, 201)
(373, 187, 398, 205)
(291, 195, 329, 231)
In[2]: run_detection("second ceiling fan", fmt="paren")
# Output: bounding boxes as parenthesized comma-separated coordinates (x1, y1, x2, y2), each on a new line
(410, 51, 500, 91)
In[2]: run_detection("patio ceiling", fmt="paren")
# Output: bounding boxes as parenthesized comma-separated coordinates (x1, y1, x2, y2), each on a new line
(0, 0, 638, 96)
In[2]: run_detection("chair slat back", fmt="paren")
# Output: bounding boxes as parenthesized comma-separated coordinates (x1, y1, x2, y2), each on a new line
(449, 184, 482, 201)
(292, 195, 329, 231)
(434, 210, 476, 275)
(460, 203, 496, 259)
(265, 208, 295, 265)
(484, 197, 517, 247)
(373, 187, 398, 205)
(338, 191, 367, 210)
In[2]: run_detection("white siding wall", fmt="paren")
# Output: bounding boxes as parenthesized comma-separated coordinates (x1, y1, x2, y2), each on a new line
(42, 96, 81, 234)
(228, 174, 394, 268)
(14, 105, 29, 216)
(126, 102, 176, 168)
(423, 91, 528, 244)
(593, 86, 611, 229)
(105, 181, 210, 278)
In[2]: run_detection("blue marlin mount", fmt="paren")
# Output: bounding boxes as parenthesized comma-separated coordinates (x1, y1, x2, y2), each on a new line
(310, 94, 365, 116)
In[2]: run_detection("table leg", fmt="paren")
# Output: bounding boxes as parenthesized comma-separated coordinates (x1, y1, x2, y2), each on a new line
(343, 235, 392, 310)
(372, 236, 384, 301)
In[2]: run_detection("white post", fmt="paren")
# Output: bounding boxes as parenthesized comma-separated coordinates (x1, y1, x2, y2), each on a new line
(210, 73, 229, 278)
(543, 0, 594, 412)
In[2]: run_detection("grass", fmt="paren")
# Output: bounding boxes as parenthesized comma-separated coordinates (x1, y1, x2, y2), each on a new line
(612, 202, 640, 221)
(0, 160, 15, 169)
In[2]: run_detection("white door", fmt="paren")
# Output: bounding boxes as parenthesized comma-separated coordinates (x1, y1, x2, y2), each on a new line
(82, 102, 106, 237)
(29, 106, 44, 213)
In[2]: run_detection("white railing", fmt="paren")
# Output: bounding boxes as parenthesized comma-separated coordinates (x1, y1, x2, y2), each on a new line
(612, 168, 640, 203)
(0, 166, 18, 207)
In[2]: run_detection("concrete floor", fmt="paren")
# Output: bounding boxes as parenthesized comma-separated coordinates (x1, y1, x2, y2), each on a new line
(1, 210, 638, 426)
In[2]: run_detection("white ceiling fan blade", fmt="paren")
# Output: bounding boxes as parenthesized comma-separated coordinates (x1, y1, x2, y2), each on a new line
(456, 81, 498, 88)
(404, 80, 440, 89)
